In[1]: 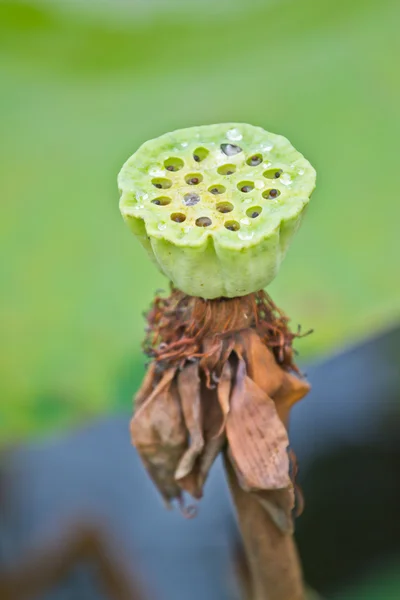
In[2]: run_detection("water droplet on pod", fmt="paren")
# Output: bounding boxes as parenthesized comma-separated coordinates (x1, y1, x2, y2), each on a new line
(226, 128, 243, 141)
(280, 173, 292, 186)
(261, 141, 274, 151)
(238, 231, 255, 241)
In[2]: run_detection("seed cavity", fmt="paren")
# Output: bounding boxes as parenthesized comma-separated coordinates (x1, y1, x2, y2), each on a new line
(225, 220, 240, 231)
(196, 217, 212, 227)
(171, 212, 186, 223)
(217, 202, 233, 213)
(193, 147, 209, 162)
(164, 157, 184, 172)
(152, 178, 172, 189)
(185, 173, 203, 185)
(246, 206, 262, 218)
(183, 193, 200, 206)
(221, 143, 242, 156)
(238, 181, 254, 193)
(151, 197, 171, 206)
(217, 164, 236, 176)
(264, 168, 283, 179)
(263, 188, 281, 199)
(209, 184, 226, 195)
(247, 154, 263, 167)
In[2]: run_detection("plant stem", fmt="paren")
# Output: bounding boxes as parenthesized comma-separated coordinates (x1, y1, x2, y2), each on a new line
(224, 453, 305, 600)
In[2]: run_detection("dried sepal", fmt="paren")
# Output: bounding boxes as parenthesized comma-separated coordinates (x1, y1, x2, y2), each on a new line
(130, 367, 187, 505)
(226, 358, 290, 492)
(175, 364, 204, 485)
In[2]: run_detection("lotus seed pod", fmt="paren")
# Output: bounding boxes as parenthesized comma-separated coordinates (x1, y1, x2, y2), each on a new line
(118, 123, 316, 299)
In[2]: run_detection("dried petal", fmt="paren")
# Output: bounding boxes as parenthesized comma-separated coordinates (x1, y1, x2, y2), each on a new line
(134, 361, 158, 409)
(217, 359, 232, 420)
(273, 372, 310, 425)
(226, 359, 290, 491)
(175, 364, 204, 482)
(197, 384, 226, 487)
(235, 329, 286, 398)
(130, 368, 187, 504)
(199, 337, 224, 387)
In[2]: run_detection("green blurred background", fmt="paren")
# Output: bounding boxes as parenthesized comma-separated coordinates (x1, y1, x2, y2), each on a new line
(1, 0, 399, 441)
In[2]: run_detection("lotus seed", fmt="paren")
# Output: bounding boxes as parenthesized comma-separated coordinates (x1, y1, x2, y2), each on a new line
(225, 220, 240, 231)
(247, 155, 263, 167)
(217, 202, 233, 213)
(239, 183, 254, 193)
(171, 213, 186, 223)
(196, 217, 212, 227)
(209, 185, 226, 195)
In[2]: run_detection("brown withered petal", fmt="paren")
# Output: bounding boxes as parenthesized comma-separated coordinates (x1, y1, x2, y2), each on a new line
(176, 379, 226, 499)
(236, 329, 310, 427)
(134, 361, 159, 409)
(199, 337, 225, 387)
(226, 358, 290, 491)
(235, 329, 288, 398)
(197, 383, 226, 487)
(217, 359, 232, 425)
(130, 367, 187, 505)
(175, 363, 204, 482)
(272, 372, 310, 426)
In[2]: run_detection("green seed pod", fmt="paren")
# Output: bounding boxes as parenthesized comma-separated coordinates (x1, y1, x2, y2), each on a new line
(118, 123, 316, 299)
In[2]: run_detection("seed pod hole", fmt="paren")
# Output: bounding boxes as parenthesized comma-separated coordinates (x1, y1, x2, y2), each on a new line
(217, 164, 236, 176)
(246, 206, 262, 218)
(208, 184, 226, 195)
(220, 143, 242, 156)
(151, 197, 171, 206)
(246, 154, 263, 167)
(224, 220, 240, 231)
(193, 147, 209, 162)
(264, 168, 283, 179)
(263, 188, 281, 199)
(217, 202, 234, 213)
(238, 181, 254, 193)
(183, 193, 200, 206)
(152, 178, 172, 189)
(164, 157, 184, 172)
(195, 217, 212, 227)
(171, 212, 186, 223)
(185, 173, 203, 185)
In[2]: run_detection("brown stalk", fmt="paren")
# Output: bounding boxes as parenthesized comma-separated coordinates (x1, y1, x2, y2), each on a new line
(225, 454, 304, 600)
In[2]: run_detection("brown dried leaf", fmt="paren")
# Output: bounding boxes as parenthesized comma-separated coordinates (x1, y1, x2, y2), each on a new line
(130, 368, 187, 504)
(226, 358, 290, 491)
(175, 364, 204, 482)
